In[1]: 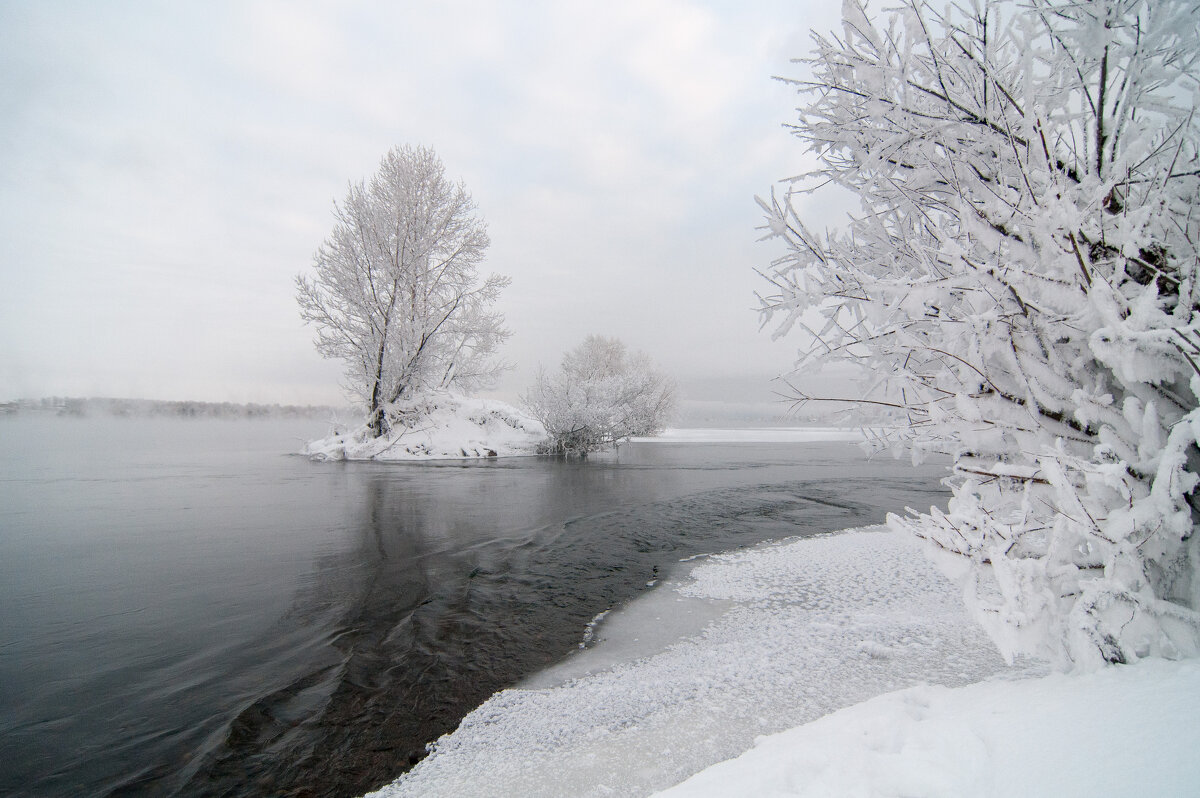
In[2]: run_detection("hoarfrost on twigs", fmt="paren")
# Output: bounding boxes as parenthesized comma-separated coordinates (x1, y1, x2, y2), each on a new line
(296, 145, 510, 439)
(760, 0, 1200, 670)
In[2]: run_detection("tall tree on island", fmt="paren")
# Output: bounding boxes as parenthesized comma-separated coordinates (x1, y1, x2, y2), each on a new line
(297, 145, 510, 438)
(760, 0, 1200, 669)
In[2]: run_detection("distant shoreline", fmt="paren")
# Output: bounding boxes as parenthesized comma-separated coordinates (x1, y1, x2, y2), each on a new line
(0, 397, 356, 420)
(2, 399, 887, 439)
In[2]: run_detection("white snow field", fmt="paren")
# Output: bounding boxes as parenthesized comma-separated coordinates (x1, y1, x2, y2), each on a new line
(363, 526, 1041, 797)
(657, 656, 1200, 798)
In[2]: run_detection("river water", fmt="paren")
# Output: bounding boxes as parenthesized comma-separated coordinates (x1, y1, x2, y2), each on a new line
(0, 417, 949, 797)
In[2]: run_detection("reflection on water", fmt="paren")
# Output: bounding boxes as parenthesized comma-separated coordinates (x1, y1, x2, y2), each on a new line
(0, 419, 950, 798)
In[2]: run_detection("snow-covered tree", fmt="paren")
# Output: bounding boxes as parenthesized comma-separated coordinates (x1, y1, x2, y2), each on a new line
(760, 0, 1200, 669)
(297, 145, 509, 437)
(524, 336, 676, 454)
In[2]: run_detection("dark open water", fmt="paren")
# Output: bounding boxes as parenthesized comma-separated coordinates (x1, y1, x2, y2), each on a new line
(0, 417, 949, 797)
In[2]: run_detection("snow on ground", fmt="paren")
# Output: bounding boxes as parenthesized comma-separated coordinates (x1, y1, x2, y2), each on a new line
(302, 394, 545, 461)
(301, 404, 868, 459)
(364, 527, 1036, 798)
(630, 427, 866, 443)
(657, 657, 1200, 798)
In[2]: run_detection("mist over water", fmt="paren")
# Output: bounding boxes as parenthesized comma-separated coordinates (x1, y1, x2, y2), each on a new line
(0, 417, 949, 797)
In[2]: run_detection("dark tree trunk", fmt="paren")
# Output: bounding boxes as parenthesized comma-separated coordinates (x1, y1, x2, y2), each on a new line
(369, 342, 387, 438)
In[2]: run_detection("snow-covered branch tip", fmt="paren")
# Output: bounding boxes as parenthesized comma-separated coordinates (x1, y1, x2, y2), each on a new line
(762, 0, 1200, 671)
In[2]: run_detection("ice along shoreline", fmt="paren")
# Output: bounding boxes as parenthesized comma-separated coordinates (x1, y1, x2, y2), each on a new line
(366, 516, 1198, 798)
(363, 524, 1036, 797)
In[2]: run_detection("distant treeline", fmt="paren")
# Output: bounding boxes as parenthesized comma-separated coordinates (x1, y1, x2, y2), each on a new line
(0, 397, 357, 420)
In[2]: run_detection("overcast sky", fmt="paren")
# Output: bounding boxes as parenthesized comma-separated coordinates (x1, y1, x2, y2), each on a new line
(1, 1, 848, 406)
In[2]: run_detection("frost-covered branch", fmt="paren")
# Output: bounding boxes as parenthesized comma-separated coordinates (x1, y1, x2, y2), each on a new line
(761, 0, 1200, 670)
(297, 146, 510, 437)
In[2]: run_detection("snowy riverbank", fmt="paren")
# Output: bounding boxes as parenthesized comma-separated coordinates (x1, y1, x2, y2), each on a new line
(659, 656, 1200, 797)
(363, 525, 1037, 797)
(361, 524, 1197, 797)
(301, 394, 546, 460)
(299, 395, 876, 461)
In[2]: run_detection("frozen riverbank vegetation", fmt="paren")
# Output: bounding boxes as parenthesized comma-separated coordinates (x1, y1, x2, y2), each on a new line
(302, 393, 544, 461)
(524, 335, 676, 455)
(760, 0, 1200, 669)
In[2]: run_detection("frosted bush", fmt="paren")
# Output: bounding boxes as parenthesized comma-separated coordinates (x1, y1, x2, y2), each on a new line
(524, 335, 675, 454)
(760, 0, 1200, 669)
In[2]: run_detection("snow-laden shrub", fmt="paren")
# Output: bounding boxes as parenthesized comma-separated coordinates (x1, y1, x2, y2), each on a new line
(760, 0, 1200, 669)
(524, 336, 675, 454)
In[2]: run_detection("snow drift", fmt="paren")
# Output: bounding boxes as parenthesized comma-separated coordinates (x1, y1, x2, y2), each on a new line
(302, 393, 545, 461)
(657, 657, 1200, 798)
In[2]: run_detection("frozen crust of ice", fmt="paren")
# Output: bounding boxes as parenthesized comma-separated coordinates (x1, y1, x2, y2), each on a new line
(363, 526, 1034, 798)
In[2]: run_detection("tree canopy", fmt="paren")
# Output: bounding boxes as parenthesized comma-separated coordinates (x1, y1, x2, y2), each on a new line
(760, 0, 1200, 669)
(297, 145, 509, 437)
